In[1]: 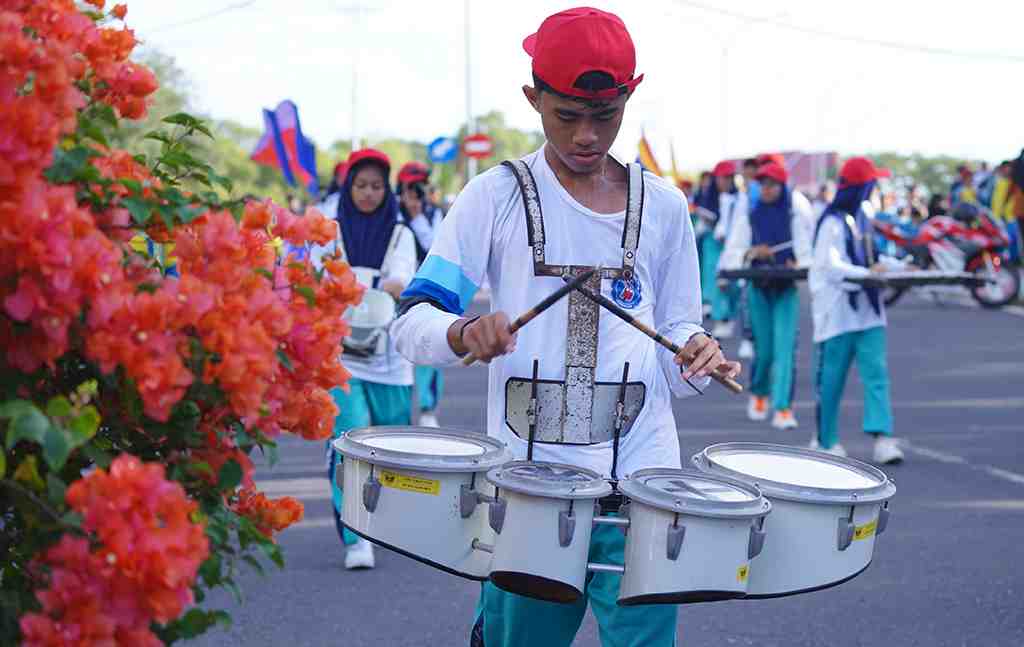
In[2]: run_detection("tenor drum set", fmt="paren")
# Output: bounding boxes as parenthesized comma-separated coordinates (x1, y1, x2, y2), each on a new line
(333, 427, 895, 606)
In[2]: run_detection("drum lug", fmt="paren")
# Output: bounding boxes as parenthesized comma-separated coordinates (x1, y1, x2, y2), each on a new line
(837, 512, 856, 552)
(666, 522, 686, 561)
(460, 484, 479, 519)
(559, 509, 576, 547)
(877, 501, 891, 535)
(488, 497, 507, 535)
(363, 474, 381, 513)
(748, 516, 767, 559)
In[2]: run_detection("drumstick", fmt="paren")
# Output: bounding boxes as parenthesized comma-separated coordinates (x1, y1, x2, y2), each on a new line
(461, 268, 598, 367)
(769, 240, 793, 253)
(565, 281, 744, 395)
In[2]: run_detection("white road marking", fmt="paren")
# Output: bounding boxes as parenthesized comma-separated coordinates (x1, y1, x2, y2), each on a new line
(292, 516, 336, 529)
(1005, 305, 1024, 317)
(905, 444, 1024, 487)
(925, 499, 1024, 511)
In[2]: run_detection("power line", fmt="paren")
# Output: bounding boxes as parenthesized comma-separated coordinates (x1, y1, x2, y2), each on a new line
(669, 0, 1024, 63)
(150, 1, 259, 34)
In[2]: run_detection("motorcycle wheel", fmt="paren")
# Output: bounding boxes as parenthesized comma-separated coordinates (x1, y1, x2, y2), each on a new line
(969, 255, 1020, 308)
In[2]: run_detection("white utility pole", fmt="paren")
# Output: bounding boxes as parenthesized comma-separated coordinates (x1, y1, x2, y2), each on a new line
(464, 0, 477, 182)
(332, 2, 381, 151)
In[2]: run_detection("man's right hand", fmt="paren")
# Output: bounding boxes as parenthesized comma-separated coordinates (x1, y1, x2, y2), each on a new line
(447, 312, 516, 362)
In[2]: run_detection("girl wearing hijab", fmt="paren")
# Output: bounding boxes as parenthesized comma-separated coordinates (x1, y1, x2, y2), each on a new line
(310, 149, 418, 569)
(720, 162, 814, 429)
(396, 161, 447, 428)
(692, 170, 717, 313)
(710, 161, 748, 338)
(809, 156, 905, 465)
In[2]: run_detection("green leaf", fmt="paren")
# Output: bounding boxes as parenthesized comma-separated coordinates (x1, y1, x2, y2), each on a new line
(46, 396, 72, 419)
(241, 554, 265, 576)
(177, 204, 205, 224)
(122, 196, 152, 225)
(143, 130, 174, 145)
(46, 473, 67, 508)
(258, 541, 285, 569)
(13, 456, 45, 491)
(254, 267, 274, 281)
(80, 444, 112, 469)
(79, 117, 109, 148)
(294, 285, 316, 307)
(42, 426, 72, 471)
(61, 511, 83, 527)
(69, 406, 100, 442)
(0, 450, 6, 479)
(93, 103, 118, 127)
(208, 171, 234, 192)
(118, 178, 143, 194)
(217, 459, 243, 491)
(5, 406, 49, 450)
(0, 399, 35, 421)
(275, 349, 295, 373)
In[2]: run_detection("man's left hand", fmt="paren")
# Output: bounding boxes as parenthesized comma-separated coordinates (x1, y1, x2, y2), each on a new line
(675, 333, 742, 381)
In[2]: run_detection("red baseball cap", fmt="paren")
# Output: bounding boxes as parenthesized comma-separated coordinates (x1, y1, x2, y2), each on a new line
(838, 156, 890, 188)
(712, 161, 736, 177)
(756, 153, 785, 167)
(398, 161, 430, 184)
(756, 161, 788, 185)
(523, 7, 643, 99)
(346, 148, 391, 177)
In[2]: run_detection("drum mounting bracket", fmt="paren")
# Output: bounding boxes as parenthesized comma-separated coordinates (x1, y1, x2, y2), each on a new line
(363, 470, 382, 513)
(748, 515, 767, 559)
(559, 505, 576, 547)
(460, 484, 499, 519)
(666, 518, 686, 561)
(837, 506, 856, 551)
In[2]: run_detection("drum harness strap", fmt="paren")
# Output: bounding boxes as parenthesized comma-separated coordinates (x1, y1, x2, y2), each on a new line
(501, 158, 646, 446)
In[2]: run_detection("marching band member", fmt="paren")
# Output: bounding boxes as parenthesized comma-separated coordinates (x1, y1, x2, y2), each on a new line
(392, 8, 739, 645)
(708, 161, 748, 338)
(396, 161, 447, 427)
(809, 156, 905, 465)
(721, 162, 813, 429)
(311, 149, 418, 569)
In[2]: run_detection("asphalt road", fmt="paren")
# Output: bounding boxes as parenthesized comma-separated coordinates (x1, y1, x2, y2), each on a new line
(192, 290, 1024, 647)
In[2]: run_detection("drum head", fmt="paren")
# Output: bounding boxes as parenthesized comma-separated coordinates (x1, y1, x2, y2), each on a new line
(619, 468, 768, 519)
(695, 443, 896, 504)
(334, 427, 511, 473)
(486, 461, 612, 500)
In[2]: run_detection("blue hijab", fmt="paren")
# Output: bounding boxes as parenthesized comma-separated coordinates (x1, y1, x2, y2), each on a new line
(337, 159, 399, 269)
(694, 179, 720, 217)
(750, 185, 794, 267)
(814, 181, 880, 314)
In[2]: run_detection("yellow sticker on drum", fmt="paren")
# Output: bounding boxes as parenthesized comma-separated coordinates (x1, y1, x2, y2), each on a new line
(853, 519, 878, 541)
(379, 470, 440, 496)
(737, 565, 749, 582)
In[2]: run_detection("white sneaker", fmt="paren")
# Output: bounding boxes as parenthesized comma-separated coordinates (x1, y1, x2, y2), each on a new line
(738, 339, 754, 359)
(747, 396, 769, 421)
(808, 436, 847, 457)
(712, 320, 735, 339)
(771, 409, 798, 430)
(702, 303, 712, 318)
(872, 436, 904, 465)
(344, 537, 376, 570)
(419, 412, 440, 428)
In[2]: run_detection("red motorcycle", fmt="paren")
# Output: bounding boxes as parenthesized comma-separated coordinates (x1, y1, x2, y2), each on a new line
(872, 204, 1020, 308)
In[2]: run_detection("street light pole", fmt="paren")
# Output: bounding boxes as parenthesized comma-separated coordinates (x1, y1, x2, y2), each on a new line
(464, 0, 477, 182)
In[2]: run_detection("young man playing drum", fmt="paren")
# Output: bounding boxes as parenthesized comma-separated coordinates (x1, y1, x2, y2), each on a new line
(392, 8, 739, 646)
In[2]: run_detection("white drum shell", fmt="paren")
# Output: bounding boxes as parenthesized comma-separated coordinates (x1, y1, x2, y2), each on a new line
(747, 498, 880, 597)
(488, 491, 596, 603)
(341, 457, 497, 579)
(619, 503, 753, 605)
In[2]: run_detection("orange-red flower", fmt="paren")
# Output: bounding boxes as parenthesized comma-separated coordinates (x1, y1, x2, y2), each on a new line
(234, 488, 304, 539)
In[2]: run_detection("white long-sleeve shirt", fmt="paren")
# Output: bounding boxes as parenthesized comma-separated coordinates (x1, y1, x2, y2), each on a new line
(808, 205, 905, 343)
(713, 191, 748, 242)
(719, 190, 815, 272)
(310, 194, 418, 385)
(391, 148, 710, 477)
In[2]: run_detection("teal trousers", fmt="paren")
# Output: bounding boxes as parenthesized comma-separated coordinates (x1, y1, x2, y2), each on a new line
(415, 365, 444, 413)
(698, 234, 717, 306)
(814, 326, 894, 449)
(701, 237, 737, 322)
(748, 285, 800, 410)
(471, 522, 677, 647)
(327, 379, 412, 545)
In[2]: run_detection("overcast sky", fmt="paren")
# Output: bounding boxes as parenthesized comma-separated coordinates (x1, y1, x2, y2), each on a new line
(128, 0, 1023, 169)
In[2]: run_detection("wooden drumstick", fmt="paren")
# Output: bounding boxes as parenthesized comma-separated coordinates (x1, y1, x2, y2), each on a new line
(461, 268, 598, 367)
(566, 281, 744, 395)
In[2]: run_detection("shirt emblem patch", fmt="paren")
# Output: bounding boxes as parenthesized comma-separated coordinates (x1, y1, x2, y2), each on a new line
(611, 277, 642, 309)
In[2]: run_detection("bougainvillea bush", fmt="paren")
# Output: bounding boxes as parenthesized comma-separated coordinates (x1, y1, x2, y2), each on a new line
(0, 1, 363, 644)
